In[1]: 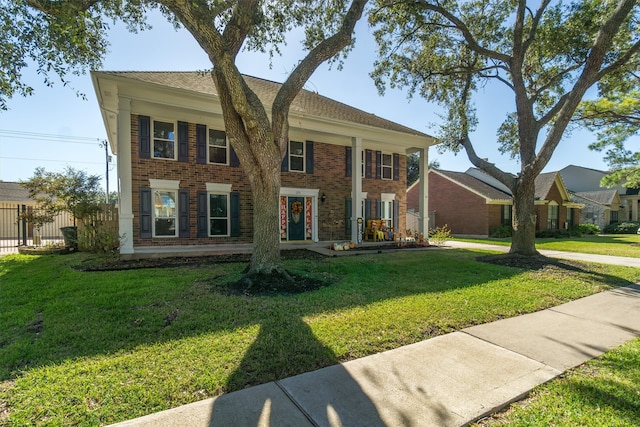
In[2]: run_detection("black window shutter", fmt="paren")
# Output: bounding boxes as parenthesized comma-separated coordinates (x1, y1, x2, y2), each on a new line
(140, 187, 152, 238)
(139, 116, 151, 159)
(305, 140, 314, 174)
(345, 147, 352, 177)
(365, 149, 372, 179)
(393, 153, 400, 181)
(393, 200, 400, 230)
(376, 151, 382, 180)
(197, 190, 208, 237)
(281, 143, 289, 172)
(178, 121, 189, 162)
(375, 199, 381, 219)
(230, 191, 240, 237)
(364, 199, 372, 222)
(345, 197, 352, 235)
(196, 124, 207, 164)
(178, 189, 189, 237)
(230, 145, 240, 167)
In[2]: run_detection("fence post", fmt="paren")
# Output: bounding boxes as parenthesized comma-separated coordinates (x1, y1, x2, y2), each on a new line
(20, 205, 27, 246)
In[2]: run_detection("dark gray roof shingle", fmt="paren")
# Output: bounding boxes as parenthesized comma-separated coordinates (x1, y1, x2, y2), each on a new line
(103, 71, 429, 137)
(0, 182, 31, 203)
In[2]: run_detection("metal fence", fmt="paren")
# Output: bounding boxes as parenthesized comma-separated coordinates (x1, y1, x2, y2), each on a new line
(0, 204, 74, 256)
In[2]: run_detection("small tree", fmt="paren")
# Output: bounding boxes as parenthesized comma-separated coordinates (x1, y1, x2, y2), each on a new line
(21, 166, 103, 227)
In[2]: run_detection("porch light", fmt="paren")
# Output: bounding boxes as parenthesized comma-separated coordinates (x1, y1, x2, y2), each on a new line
(320, 193, 327, 203)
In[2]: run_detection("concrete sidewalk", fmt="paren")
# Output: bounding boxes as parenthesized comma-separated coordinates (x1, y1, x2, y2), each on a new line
(111, 281, 640, 427)
(446, 240, 640, 268)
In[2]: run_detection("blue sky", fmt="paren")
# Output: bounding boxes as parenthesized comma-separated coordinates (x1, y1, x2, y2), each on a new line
(0, 11, 611, 191)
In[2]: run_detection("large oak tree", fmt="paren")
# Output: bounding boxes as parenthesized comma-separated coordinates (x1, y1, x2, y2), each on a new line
(2, 0, 368, 279)
(371, 0, 639, 255)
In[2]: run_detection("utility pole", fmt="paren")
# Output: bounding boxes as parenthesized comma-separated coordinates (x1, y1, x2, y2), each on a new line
(99, 140, 110, 204)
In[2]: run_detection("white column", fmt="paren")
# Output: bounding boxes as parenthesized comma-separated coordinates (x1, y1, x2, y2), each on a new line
(351, 137, 363, 243)
(117, 97, 134, 255)
(418, 148, 429, 235)
(633, 199, 638, 222)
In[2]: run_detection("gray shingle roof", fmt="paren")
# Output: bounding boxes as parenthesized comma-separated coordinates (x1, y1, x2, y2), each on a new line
(436, 169, 566, 202)
(436, 170, 512, 201)
(574, 190, 619, 206)
(534, 172, 558, 200)
(102, 71, 429, 137)
(0, 182, 31, 203)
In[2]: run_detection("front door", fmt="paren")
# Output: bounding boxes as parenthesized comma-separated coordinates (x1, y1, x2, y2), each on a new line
(288, 197, 305, 241)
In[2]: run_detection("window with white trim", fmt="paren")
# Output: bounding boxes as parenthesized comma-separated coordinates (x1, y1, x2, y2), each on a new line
(206, 183, 232, 237)
(152, 120, 176, 159)
(381, 153, 392, 180)
(153, 190, 177, 237)
(289, 140, 305, 172)
(209, 194, 229, 236)
(208, 129, 228, 164)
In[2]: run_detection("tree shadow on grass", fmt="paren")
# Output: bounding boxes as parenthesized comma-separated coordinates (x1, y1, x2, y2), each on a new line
(210, 311, 387, 426)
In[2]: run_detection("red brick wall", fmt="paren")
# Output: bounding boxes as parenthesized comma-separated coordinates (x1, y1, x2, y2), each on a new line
(130, 115, 406, 246)
(428, 171, 490, 235)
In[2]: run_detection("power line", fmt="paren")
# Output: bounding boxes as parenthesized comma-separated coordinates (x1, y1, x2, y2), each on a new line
(0, 156, 106, 165)
(0, 129, 103, 145)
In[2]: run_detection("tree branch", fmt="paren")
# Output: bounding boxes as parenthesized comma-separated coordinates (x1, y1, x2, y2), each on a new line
(272, 0, 368, 153)
(413, 0, 510, 63)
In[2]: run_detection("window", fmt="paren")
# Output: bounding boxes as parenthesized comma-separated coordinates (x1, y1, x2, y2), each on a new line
(501, 205, 512, 226)
(567, 207, 574, 228)
(381, 153, 392, 180)
(547, 204, 559, 229)
(610, 210, 619, 224)
(209, 193, 229, 236)
(153, 120, 175, 159)
(289, 141, 305, 172)
(208, 129, 228, 164)
(154, 190, 177, 237)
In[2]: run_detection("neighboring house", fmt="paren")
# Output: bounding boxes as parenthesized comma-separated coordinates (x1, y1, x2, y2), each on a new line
(91, 71, 436, 256)
(408, 168, 582, 236)
(559, 165, 637, 229)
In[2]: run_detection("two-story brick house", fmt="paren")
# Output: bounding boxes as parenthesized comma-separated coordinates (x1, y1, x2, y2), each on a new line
(91, 71, 436, 256)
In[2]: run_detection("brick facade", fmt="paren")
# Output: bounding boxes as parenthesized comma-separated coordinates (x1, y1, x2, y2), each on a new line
(130, 114, 406, 247)
(428, 172, 490, 235)
(425, 170, 579, 236)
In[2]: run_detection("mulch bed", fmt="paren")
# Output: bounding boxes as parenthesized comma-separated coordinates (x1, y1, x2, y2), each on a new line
(76, 249, 326, 272)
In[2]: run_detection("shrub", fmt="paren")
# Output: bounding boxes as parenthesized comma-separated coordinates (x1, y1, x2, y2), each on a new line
(428, 224, 451, 246)
(535, 229, 570, 238)
(489, 225, 513, 238)
(577, 223, 600, 235)
(603, 221, 640, 234)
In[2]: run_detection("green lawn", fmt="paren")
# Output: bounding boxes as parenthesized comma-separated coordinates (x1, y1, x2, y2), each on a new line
(474, 337, 640, 426)
(455, 234, 640, 258)
(1, 250, 639, 425)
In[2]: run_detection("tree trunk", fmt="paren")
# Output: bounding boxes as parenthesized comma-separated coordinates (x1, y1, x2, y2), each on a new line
(510, 177, 538, 256)
(246, 158, 285, 276)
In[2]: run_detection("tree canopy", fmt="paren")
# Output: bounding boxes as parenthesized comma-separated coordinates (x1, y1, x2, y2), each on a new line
(579, 69, 640, 188)
(371, 0, 639, 254)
